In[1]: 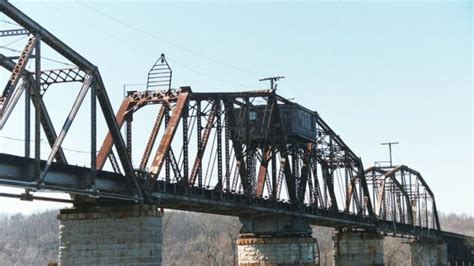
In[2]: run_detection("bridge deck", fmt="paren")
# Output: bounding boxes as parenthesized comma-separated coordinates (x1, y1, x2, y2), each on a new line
(0, 152, 460, 238)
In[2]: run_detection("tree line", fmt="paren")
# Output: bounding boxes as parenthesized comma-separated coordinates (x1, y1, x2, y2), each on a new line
(0, 209, 471, 265)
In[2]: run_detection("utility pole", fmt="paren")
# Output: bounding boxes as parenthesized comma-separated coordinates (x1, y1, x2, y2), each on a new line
(259, 76, 285, 91)
(381, 141, 399, 167)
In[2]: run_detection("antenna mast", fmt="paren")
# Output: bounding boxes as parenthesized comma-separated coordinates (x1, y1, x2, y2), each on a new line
(259, 76, 285, 91)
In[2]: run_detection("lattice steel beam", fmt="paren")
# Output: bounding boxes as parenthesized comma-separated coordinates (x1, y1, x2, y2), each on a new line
(0, 28, 28, 37)
(40, 68, 87, 89)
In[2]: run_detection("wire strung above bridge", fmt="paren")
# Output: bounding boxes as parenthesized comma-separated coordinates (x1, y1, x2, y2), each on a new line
(0, 0, 472, 262)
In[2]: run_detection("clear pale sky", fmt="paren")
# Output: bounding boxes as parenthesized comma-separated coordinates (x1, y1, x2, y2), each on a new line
(0, 1, 472, 215)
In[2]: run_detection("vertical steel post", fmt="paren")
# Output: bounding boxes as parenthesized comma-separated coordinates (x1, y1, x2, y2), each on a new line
(224, 111, 230, 191)
(344, 154, 349, 209)
(125, 114, 132, 161)
(34, 36, 41, 179)
(90, 80, 97, 187)
(216, 99, 223, 189)
(270, 96, 277, 200)
(182, 103, 189, 186)
(196, 101, 202, 187)
(292, 148, 299, 200)
(245, 97, 251, 194)
(165, 109, 170, 183)
(24, 80, 30, 158)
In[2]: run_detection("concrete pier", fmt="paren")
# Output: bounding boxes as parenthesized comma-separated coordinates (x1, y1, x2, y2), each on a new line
(58, 205, 162, 266)
(410, 239, 448, 266)
(237, 235, 317, 265)
(333, 231, 384, 266)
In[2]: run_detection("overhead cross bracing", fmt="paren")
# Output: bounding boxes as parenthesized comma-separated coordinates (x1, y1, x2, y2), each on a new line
(0, 0, 472, 262)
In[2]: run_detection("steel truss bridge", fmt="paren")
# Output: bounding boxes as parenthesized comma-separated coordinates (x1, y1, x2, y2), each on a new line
(0, 0, 471, 263)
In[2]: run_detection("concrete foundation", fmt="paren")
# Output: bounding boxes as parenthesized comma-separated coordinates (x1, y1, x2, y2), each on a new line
(236, 236, 317, 265)
(58, 205, 162, 266)
(410, 239, 448, 266)
(333, 231, 384, 266)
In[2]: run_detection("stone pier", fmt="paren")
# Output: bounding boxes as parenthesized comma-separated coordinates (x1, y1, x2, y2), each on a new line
(333, 231, 384, 266)
(410, 239, 448, 266)
(237, 236, 316, 265)
(58, 205, 162, 266)
(237, 216, 318, 265)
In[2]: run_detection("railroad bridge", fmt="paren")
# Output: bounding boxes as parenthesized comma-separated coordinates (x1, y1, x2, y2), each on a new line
(0, 1, 472, 265)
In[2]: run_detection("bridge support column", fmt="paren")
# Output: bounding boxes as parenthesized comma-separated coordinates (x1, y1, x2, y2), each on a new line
(333, 230, 384, 266)
(237, 235, 317, 265)
(236, 216, 318, 265)
(58, 205, 162, 266)
(410, 239, 447, 266)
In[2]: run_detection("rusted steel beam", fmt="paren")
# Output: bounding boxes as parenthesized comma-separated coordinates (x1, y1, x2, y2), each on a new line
(0, 55, 67, 163)
(356, 161, 374, 216)
(321, 164, 338, 211)
(149, 91, 189, 178)
(298, 143, 312, 203)
(127, 89, 180, 108)
(1, 35, 36, 113)
(375, 178, 386, 216)
(271, 98, 298, 203)
(345, 170, 361, 213)
(0, 1, 140, 199)
(139, 105, 166, 170)
(95, 78, 141, 199)
(284, 154, 297, 203)
(255, 145, 271, 198)
(0, 0, 95, 70)
(367, 166, 415, 225)
(96, 97, 132, 170)
(189, 101, 218, 186)
(309, 160, 323, 206)
(223, 99, 250, 192)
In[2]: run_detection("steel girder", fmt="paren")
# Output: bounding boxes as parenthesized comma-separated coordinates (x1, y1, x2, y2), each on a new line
(0, 0, 141, 200)
(365, 165, 441, 231)
(98, 88, 377, 219)
(0, 0, 459, 246)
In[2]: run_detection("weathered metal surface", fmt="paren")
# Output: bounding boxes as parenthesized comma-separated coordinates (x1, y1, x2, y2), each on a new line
(40, 68, 87, 90)
(0, 2, 472, 262)
(96, 97, 132, 170)
(0, 28, 28, 37)
(149, 90, 189, 178)
(189, 101, 218, 186)
(255, 145, 270, 198)
(0, 0, 141, 200)
(365, 165, 439, 230)
(139, 105, 166, 169)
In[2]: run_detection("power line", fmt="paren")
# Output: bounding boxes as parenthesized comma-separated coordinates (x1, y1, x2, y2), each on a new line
(1, 35, 27, 47)
(0, 45, 74, 66)
(166, 56, 255, 89)
(0, 135, 92, 154)
(0, 19, 20, 26)
(74, 1, 263, 77)
(2, 3, 260, 89)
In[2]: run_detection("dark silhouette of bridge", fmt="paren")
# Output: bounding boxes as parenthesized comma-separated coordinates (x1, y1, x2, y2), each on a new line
(0, 1, 471, 264)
